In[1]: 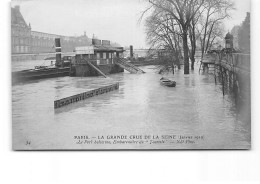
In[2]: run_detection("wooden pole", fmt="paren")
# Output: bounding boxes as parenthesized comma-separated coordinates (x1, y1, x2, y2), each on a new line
(214, 64, 217, 84)
(130, 45, 133, 59)
(221, 67, 225, 96)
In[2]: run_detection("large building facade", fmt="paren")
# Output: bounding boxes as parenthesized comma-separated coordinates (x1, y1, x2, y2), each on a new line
(11, 6, 92, 54)
(11, 6, 31, 54)
(231, 12, 250, 53)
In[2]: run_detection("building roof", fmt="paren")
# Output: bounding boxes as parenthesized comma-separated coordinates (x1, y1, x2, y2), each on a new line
(11, 6, 30, 29)
(225, 32, 233, 39)
(93, 45, 124, 52)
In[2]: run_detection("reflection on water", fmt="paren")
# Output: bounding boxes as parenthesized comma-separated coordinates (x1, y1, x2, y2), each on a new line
(12, 61, 250, 150)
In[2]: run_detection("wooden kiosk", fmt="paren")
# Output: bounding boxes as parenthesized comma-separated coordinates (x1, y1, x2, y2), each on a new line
(74, 39, 124, 77)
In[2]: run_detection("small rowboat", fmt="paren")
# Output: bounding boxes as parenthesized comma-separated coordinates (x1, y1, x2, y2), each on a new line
(160, 77, 176, 87)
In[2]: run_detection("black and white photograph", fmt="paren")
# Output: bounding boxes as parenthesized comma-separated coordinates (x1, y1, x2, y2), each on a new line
(11, 0, 251, 150)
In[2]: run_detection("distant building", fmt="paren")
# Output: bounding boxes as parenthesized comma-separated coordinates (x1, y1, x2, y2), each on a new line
(11, 6, 31, 54)
(29, 31, 91, 54)
(230, 12, 250, 53)
(231, 25, 240, 49)
(238, 12, 250, 53)
(11, 6, 118, 54)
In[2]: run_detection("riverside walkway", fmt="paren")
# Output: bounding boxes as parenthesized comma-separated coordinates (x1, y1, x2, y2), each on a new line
(200, 52, 250, 102)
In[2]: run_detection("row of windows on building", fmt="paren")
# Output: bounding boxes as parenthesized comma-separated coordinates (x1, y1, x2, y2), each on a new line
(12, 37, 30, 45)
(12, 29, 31, 37)
(11, 30, 91, 53)
(12, 46, 30, 54)
(12, 38, 70, 47)
(31, 32, 77, 42)
(82, 52, 123, 59)
(11, 37, 83, 53)
(12, 30, 77, 42)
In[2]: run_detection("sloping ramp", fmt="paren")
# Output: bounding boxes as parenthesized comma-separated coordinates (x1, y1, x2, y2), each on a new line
(83, 59, 107, 78)
(114, 58, 145, 74)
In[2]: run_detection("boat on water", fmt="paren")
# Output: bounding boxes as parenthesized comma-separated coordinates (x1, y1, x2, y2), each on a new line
(160, 77, 176, 87)
(12, 66, 71, 84)
(12, 54, 73, 84)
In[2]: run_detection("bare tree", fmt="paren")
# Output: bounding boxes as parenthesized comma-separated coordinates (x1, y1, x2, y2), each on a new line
(142, 0, 234, 73)
(188, 10, 202, 70)
(145, 9, 182, 73)
(205, 21, 225, 50)
(145, 0, 205, 74)
(199, 0, 234, 59)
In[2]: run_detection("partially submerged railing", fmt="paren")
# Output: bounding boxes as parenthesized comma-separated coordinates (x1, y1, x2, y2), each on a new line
(54, 83, 119, 109)
(200, 52, 250, 75)
(217, 53, 250, 75)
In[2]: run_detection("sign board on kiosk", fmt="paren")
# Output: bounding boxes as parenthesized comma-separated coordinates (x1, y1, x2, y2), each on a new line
(75, 46, 94, 55)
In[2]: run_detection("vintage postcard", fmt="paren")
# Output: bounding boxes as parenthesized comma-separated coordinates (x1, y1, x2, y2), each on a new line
(12, 0, 251, 150)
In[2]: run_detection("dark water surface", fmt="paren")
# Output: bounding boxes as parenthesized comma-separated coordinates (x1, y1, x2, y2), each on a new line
(12, 61, 250, 150)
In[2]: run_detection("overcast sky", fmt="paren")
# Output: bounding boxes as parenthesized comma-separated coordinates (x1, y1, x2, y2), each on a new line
(11, 0, 250, 48)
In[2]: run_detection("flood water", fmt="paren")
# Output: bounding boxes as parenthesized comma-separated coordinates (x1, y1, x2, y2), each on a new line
(12, 60, 250, 150)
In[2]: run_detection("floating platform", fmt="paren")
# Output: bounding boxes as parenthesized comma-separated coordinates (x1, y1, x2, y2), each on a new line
(74, 59, 124, 77)
(54, 83, 119, 109)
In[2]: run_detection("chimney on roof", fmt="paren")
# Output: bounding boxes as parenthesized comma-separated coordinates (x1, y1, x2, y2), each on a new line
(14, 5, 20, 11)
